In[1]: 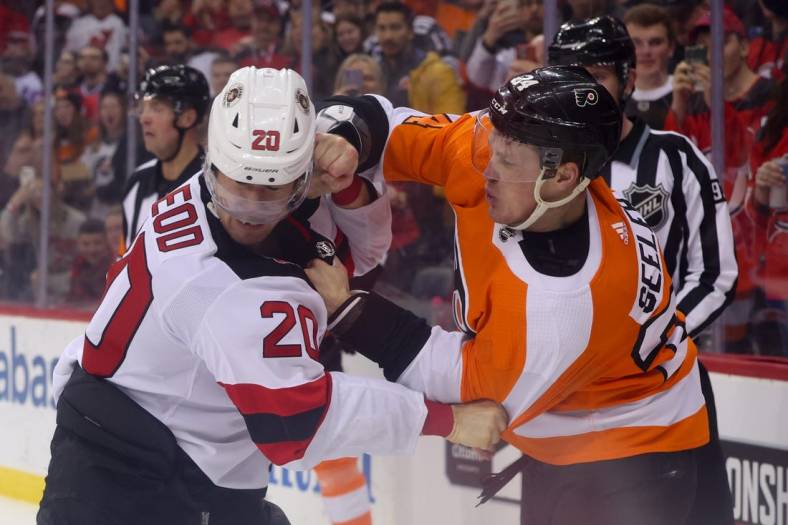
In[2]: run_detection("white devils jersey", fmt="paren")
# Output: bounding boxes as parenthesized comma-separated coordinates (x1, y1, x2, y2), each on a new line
(52, 174, 424, 489)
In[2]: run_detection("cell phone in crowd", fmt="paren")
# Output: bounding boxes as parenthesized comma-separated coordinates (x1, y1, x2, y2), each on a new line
(684, 45, 708, 65)
(344, 68, 363, 90)
(19, 166, 35, 186)
(769, 155, 788, 209)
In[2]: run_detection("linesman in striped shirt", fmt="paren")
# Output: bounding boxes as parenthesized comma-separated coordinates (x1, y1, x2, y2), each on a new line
(122, 65, 210, 252)
(549, 16, 737, 524)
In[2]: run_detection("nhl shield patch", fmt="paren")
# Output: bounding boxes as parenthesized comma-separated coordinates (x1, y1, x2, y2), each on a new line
(623, 183, 670, 229)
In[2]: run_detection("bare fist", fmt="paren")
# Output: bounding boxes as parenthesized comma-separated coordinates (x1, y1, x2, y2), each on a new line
(308, 133, 359, 197)
(448, 400, 509, 451)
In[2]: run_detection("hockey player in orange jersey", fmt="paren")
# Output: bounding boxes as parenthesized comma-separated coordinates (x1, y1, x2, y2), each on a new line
(306, 66, 731, 524)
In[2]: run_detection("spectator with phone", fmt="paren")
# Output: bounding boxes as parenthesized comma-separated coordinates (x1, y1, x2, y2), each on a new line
(465, 0, 544, 93)
(667, 8, 774, 162)
(333, 54, 385, 97)
(0, 152, 85, 303)
(624, 4, 676, 129)
(747, 64, 788, 355)
(666, 7, 776, 353)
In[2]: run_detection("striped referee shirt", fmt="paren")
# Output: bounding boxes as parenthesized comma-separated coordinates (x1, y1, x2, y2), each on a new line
(121, 148, 204, 251)
(603, 118, 738, 337)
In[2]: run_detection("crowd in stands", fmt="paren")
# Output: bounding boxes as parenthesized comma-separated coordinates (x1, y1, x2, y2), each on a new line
(0, 0, 785, 355)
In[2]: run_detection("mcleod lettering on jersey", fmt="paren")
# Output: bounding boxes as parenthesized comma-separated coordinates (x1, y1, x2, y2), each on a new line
(365, 100, 709, 465)
(122, 151, 204, 251)
(55, 174, 425, 489)
(603, 119, 737, 337)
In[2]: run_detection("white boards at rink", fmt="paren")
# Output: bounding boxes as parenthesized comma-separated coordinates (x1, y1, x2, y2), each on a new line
(0, 309, 786, 524)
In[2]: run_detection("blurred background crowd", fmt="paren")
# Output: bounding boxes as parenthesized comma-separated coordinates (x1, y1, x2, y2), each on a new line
(0, 0, 785, 356)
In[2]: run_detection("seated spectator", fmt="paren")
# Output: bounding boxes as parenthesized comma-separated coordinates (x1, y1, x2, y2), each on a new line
(211, 0, 253, 51)
(53, 87, 98, 212)
(54, 50, 79, 89)
(333, 0, 366, 20)
(76, 45, 111, 122)
(29, 97, 46, 141)
(234, 2, 292, 71)
(183, 0, 230, 48)
(159, 23, 220, 88)
(81, 88, 127, 219)
(748, 0, 787, 80)
(465, 0, 543, 93)
(373, 2, 466, 113)
(0, 132, 32, 209)
(624, 4, 675, 129)
(0, 157, 85, 303)
(1, 30, 43, 105)
(152, 0, 188, 29)
(333, 53, 386, 96)
(0, 3, 30, 55)
(747, 66, 788, 356)
(65, 0, 127, 72)
(103, 204, 123, 257)
(286, 8, 341, 100)
(66, 218, 111, 308)
(334, 15, 366, 58)
(0, 71, 30, 176)
(434, 0, 483, 43)
(564, 0, 623, 21)
(31, 1, 80, 77)
(209, 54, 239, 97)
(364, 2, 453, 60)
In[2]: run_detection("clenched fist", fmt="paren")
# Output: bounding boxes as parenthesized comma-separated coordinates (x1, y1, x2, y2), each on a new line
(308, 133, 359, 197)
(448, 400, 509, 451)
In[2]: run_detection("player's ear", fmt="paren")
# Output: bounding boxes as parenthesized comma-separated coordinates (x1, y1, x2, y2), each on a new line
(555, 162, 581, 187)
(177, 107, 197, 129)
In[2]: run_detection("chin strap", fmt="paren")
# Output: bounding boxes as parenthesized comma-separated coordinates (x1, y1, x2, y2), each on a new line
(509, 168, 590, 231)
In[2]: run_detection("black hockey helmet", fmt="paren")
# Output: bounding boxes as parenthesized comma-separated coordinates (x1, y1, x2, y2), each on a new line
(484, 65, 621, 182)
(136, 64, 210, 124)
(548, 16, 636, 100)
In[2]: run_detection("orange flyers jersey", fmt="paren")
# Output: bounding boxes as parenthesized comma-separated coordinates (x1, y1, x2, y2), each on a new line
(382, 108, 710, 465)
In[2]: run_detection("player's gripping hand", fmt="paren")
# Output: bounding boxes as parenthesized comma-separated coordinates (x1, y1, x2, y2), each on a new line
(305, 258, 352, 315)
(448, 400, 509, 451)
(308, 133, 359, 197)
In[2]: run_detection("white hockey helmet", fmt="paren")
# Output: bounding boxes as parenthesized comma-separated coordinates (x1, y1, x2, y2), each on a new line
(205, 67, 316, 224)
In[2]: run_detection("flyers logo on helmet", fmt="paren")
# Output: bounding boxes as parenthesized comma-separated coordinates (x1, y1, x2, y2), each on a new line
(574, 88, 598, 107)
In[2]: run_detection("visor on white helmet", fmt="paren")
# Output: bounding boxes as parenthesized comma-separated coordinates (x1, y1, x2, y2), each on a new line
(204, 161, 311, 225)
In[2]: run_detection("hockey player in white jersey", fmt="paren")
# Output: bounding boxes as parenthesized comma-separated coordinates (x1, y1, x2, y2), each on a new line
(37, 67, 507, 525)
